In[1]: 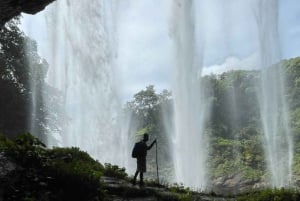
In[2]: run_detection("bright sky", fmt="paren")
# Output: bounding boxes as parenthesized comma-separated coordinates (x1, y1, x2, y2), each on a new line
(21, 0, 300, 102)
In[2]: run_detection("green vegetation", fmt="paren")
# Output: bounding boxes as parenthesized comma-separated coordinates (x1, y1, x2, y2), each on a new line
(169, 183, 191, 194)
(0, 17, 64, 141)
(103, 163, 127, 179)
(0, 132, 136, 201)
(0, 133, 106, 201)
(0, 133, 234, 200)
(124, 85, 174, 180)
(124, 58, 300, 188)
(45, 147, 105, 201)
(237, 188, 300, 201)
(206, 58, 300, 183)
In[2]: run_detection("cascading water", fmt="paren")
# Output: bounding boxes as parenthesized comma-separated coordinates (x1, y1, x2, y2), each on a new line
(25, 0, 128, 167)
(254, 0, 293, 187)
(169, 0, 211, 188)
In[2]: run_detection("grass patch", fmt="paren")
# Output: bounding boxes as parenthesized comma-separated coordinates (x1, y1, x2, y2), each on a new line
(237, 188, 300, 201)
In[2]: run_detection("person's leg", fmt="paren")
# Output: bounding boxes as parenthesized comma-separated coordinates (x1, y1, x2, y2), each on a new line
(139, 158, 146, 186)
(133, 159, 140, 185)
(139, 172, 144, 186)
(133, 170, 139, 185)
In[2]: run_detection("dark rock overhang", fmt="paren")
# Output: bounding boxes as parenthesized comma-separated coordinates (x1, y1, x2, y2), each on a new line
(0, 0, 56, 26)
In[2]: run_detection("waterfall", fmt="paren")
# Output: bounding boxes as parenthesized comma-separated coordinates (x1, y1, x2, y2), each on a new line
(254, 0, 293, 187)
(45, 0, 128, 166)
(25, 0, 129, 167)
(169, 0, 211, 188)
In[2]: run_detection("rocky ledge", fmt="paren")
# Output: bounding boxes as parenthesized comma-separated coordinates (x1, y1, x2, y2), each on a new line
(102, 176, 233, 201)
(0, 0, 55, 26)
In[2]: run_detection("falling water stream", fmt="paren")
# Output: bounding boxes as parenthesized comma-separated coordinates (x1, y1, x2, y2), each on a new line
(254, 0, 293, 187)
(31, 0, 128, 167)
(169, 0, 211, 188)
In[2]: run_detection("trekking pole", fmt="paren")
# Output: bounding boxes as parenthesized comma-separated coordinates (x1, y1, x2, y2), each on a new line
(155, 139, 159, 185)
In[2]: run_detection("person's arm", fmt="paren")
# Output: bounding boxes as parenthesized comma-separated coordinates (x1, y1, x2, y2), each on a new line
(147, 139, 157, 150)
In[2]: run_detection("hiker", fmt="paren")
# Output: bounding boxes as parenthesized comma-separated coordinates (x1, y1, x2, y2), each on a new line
(131, 133, 156, 186)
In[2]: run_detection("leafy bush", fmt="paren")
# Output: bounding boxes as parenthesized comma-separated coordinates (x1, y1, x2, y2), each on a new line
(1, 133, 47, 168)
(103, 163, 127, 179)
(45, 147, 105, 201)
(169, 183, 191, 194)
(178, 192, 193, 201)
(0, 133, 106, 201)
(0, 133, 14, 150)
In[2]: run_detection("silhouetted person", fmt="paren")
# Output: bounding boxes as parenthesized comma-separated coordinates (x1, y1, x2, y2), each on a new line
(131, 133, 156, 186)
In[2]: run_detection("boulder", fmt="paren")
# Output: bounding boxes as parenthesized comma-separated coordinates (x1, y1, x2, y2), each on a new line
(0, 152, 16, 180)
(0, 152, 17, 200)
(0, 0, 55, 26)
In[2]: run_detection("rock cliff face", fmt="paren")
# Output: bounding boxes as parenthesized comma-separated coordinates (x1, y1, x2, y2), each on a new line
(211, 174, 268, 195)
(0, 0, 55, 26)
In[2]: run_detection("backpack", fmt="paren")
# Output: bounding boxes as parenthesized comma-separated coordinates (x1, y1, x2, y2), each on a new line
(131, 142, 143, 158)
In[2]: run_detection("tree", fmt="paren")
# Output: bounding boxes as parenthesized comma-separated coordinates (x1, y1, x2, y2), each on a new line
(0, 18, 64, 141)
(125, 85, 173, 180)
